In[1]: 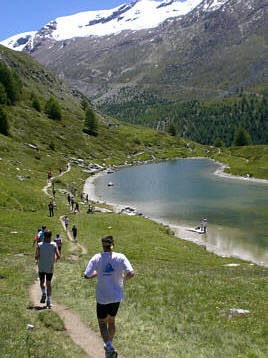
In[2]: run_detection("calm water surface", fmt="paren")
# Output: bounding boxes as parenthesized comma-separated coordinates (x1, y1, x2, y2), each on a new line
(93, 159, 268, 266)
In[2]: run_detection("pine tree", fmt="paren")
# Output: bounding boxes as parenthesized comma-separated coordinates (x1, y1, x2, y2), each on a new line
(167, 122, 178, 136)
(45, 97, 62, 120)
(233, 127, 252, 146)
(83, 107, 98, 136)
(0, 106, 9, 136)
(32, 95, 41, 112)
(0, 83, 7, 105)
(0, 63, 20, 105)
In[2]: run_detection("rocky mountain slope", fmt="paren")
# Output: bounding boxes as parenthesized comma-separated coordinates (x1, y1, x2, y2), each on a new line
(1, 0, 267, 104)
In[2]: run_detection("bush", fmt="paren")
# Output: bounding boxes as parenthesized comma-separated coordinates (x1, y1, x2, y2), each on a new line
(0, 106, 9, 136)
(45, 97, 62, 120)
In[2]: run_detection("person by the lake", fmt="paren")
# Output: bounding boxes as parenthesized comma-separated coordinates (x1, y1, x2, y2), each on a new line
(54, 233, 63, 254)
(87, 204, 94, 214)
(202, 217, 207, 233)
(72, 225, 78, 242)
(35, 230, 60, 308)
(64, 216, 69, 231)
(84, 235, 134, 357)
(48, 201, 54, 217)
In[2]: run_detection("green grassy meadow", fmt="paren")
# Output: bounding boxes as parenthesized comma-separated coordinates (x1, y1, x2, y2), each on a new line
(0, 45, 267, 357)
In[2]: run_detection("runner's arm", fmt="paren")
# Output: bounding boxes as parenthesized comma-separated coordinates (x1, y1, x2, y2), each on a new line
(84, 270, 97, 279)
(123, 271, 135, 281)
(35, 246, 40, 262)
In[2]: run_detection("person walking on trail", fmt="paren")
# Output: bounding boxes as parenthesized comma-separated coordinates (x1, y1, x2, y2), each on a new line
(72, 225, 78, 242)
(70, 197, 75, 211)
(202, 217, 207, 233)
(64, 216, 69, 231)
(38, 225, 46, 243)
(47, 170, 52, 182)
(84, 235, 134, 358)
(54, 233, 63, 254)
(48, 201, 54, 217)
(67, 193, 71, 205)
(35, 230, 60, 309)
(74, 202, 80, 214)
(32, 228, 41, 247)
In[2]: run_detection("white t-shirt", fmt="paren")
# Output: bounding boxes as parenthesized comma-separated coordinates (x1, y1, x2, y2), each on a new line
(38, 241, 57, 273)
(84, 252, 133, 304)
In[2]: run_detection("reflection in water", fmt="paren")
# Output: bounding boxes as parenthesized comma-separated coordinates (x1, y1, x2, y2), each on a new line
(91, 159, 268, 266)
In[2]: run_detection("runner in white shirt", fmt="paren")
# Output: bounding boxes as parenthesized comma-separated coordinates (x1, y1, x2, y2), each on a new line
(84, 235, 134, 358)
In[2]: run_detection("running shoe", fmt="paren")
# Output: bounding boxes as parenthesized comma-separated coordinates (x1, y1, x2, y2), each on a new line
(46, 302, 52, 309)
(40, 293, 46, 303)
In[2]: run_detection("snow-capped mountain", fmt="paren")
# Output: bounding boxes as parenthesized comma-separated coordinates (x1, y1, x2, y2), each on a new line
(1, 0, 230, 51)
(1, 0, 266, 105)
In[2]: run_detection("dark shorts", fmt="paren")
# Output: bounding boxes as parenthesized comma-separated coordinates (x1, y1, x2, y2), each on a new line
(39, 272, 53, 282)
(97, 302, 120, 319)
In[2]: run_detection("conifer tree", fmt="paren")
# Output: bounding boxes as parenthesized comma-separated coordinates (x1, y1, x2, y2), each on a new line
(167, 122, 178, 136)
(0, 83, 7, 105)
(233, 127, 252, 146)
(83, 106, 98, 136)
(0, 63, 20, 105)
(32, 94, 41, 112)
(0, 106, 9, 136)
(45, 97, 62, 120)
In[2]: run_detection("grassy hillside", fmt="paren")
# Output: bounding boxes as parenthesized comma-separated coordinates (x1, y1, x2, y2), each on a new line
(0, 46, 268, 357)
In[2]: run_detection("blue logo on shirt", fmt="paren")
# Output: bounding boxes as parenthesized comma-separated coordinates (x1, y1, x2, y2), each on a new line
(103, 263, 114, 275)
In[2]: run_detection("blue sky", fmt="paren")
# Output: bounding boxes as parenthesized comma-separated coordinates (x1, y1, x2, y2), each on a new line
(0, 0, 134, 41)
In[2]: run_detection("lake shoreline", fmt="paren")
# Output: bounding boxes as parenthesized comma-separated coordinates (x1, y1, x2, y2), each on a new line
(83, 157, 268, 267)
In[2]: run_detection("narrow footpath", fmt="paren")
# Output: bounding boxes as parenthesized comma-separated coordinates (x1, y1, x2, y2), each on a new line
(30, 164, 126, 358)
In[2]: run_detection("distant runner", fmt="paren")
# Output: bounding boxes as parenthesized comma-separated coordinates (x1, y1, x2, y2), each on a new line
(202, 217, 208, 233)
(84, 235, 134, 358)
(72, 225, 78, 242)
(54, 233, 63, 254)
(35, 230, 60, 308)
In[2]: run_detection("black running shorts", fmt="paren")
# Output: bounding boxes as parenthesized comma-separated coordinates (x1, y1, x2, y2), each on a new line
(97, 302, 120, 319)
(39, 272, 53, 281)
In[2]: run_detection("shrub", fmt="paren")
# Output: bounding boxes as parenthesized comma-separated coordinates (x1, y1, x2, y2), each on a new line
(214, 137, 224, 147)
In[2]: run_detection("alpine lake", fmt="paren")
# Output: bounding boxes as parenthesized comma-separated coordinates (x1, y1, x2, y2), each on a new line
(92, 158, 268, 266)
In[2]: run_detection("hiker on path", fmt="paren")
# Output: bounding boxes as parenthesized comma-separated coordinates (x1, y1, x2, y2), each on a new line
(47, 170, 52, 182)
(35, 230, 60, 308)
(48, 201, 54, 217)
(64, 216, 69, 231)
(84, 235, 134, 357)
(67, 193, 71, 205)
(201, 217, 207, 233)
(54, 233, 63, 254)
(38, 225, 46, 243)
(74, 202, 80, 214)
(80, 192, 83, 200)
(32, 228, 41, 247)
(85, 194, 88, 203)
(71, 197, 75, 211)
(72, 225, 78, 242)
(87, 204, 94, 214)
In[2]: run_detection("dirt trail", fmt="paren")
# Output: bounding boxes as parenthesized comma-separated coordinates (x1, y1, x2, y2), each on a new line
(30, 164, 126, 358)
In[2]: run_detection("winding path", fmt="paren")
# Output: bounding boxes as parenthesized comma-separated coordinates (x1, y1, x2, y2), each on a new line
(30, 164, 126, 358)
